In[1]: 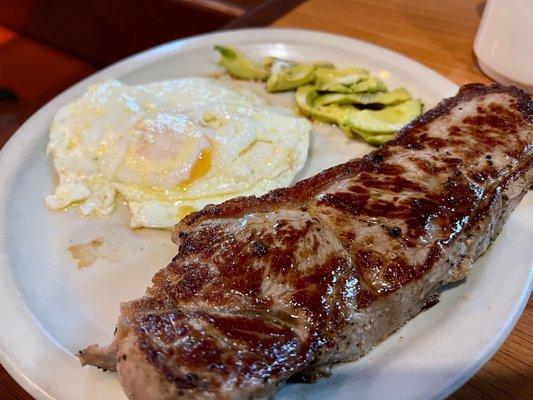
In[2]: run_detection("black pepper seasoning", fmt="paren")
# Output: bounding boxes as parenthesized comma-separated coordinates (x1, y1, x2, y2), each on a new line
(388, 226, 402, 238)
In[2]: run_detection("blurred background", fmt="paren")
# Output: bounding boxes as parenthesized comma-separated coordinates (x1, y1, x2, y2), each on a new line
(0, 0, 302, 144)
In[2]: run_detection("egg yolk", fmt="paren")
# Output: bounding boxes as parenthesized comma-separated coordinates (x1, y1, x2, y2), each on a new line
(178, 148, 212, 190)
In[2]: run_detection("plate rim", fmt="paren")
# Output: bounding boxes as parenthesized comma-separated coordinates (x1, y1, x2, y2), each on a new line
(1, 27, 528, 400)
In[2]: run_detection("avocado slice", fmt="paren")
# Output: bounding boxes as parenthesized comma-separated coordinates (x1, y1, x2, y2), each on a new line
(351, 77, 388, 93)
(297, 86, 422, 145)
(214, 45, 269, 81)
(295, 85, 318, 117)
(313, 61, 336, 70)
(343, 99, 422, 144)
(353, 131, 396, 145)
(266, 60, 335, 92)
(315, 87, 412, 107)
(295, 85, 353, 124)
(326, 77, 388, 94)
(267, 64, 316, 92)
(313, 105, 355, 125)
(314, 67, 369, 91)
(263, 57, 295, 73)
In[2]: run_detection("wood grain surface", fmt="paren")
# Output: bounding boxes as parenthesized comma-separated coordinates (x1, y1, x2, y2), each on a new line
(0, 1, 532, 399)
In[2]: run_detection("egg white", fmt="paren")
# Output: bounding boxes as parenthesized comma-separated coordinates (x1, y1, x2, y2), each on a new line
(46, 78, 311, 228)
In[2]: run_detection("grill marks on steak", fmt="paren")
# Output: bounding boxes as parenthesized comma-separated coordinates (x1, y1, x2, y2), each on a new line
(131, 211, 355, 390)
(79, 84, 533, 400)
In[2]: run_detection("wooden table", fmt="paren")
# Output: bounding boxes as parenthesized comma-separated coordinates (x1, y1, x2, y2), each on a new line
(1, 1, 531, 399)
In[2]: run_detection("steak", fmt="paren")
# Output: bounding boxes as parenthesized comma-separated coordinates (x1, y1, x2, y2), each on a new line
(80, 84, 533, 399)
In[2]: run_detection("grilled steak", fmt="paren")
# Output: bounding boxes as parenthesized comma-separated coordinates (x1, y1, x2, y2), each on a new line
(80, 84, 533, 399)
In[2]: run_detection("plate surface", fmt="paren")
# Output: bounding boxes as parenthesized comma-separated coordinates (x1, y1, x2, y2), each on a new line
(0, 28, 531, 400)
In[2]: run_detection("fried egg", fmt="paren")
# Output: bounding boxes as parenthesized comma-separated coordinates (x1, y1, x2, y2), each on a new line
(45, 78, 311, 228)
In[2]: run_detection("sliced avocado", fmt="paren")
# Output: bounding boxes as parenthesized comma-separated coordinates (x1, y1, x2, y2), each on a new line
(264, 56, 284, 68)
(351, 129, 396, 145)
(351, 77, 388, 93)
(297, 86, 422, 145)
(264, 57, 294, 73)
(295, 85, 319, 117)
(312, 105, 354, 124)
(314, 67, 369, 91)
(343, 99, 422, 145)
(266, 60, 335, 92)
(295, 85, 352, 124)
(338, 120, 357, 139)
(315, 87, 412, 107)
(325, 77, 388, 94)
(312, 61, 336, 70)
(214, 45, 269, 81)
(267, 64, 316, 92)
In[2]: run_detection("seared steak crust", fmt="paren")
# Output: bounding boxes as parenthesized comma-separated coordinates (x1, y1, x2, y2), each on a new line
(80, 84, 533, 400)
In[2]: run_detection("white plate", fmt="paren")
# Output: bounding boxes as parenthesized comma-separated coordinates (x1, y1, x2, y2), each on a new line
(0, 28, 531, 400)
